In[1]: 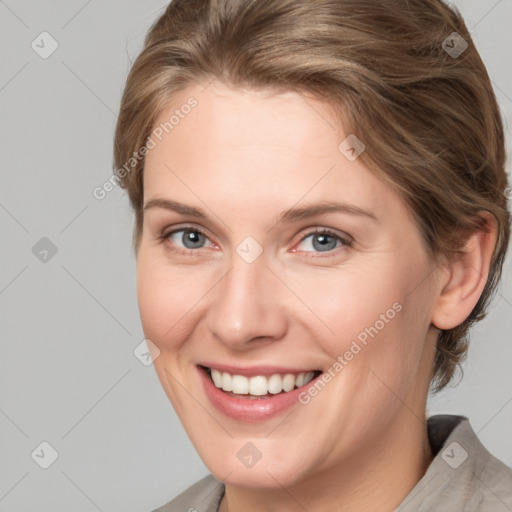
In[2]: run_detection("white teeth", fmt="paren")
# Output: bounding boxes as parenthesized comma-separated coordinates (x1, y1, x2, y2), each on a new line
(267, 374, 283, 394)
(209, 369, 318, 396)
(304, 371, 315, 384)
(282, 373, 296, 392)
(211, 368, 222, 388)
(221, 372, 233, 392)
(232, 375, 249, 394)
(249, 376, 268, 396)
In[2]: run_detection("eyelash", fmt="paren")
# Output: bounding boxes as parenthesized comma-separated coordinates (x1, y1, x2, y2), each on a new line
(159, 224, 352, 257)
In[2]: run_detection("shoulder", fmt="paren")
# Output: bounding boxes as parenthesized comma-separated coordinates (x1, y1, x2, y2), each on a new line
(466, 428, 512, 509)
(397, 414, 512, 511)
(152, 474, 224, 512)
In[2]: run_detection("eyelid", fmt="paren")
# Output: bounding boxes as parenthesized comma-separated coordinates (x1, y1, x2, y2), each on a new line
(161, 223, 210, 239)
(160, 224, 352, 256)
(292, 227, 352, 255)
(160, 223, 218, 253)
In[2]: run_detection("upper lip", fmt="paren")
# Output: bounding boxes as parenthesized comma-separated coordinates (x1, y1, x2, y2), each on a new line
(199, 363, 321, 377)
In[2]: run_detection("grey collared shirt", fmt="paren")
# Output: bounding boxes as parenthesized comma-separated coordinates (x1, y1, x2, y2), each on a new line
(153, 414, 512, 511)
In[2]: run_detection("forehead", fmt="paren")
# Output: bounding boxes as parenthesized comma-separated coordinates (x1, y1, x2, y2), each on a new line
(147, 81, 344, 163)
(142, 81, 406, 225)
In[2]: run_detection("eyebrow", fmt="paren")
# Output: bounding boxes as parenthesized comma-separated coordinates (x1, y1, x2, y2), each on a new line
(143, 197, 378, 223)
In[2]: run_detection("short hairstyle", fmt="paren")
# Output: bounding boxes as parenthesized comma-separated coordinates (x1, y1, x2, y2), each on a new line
(113, 0, 511, 392)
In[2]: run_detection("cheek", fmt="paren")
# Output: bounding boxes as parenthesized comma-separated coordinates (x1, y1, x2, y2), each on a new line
(286, 263, 408, 350)
(289, 256, 432, 385)
(136, 250, 207, 350)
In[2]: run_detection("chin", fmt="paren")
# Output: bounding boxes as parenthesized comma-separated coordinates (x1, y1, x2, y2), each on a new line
(192, 435, 313, 490)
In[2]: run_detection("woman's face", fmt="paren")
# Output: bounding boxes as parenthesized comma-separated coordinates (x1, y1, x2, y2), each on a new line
(137, 81, 441, 488)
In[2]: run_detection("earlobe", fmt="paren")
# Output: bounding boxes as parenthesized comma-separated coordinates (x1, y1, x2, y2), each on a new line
(431, 212, 498, 330)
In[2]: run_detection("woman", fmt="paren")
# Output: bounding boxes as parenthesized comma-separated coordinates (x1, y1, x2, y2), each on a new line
(113, 0, 512, 510)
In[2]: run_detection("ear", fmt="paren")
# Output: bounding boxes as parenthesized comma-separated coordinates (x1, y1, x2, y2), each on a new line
(431, 211, 498, 330)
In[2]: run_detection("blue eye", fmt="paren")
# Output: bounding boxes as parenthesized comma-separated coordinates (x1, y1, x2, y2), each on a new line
(161, 226, 350, 257)
(296, 230, 350, 253)
(165, 228, 214, 251)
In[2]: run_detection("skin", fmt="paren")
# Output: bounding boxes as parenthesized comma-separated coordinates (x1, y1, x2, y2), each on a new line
(136, 81, 497, 512)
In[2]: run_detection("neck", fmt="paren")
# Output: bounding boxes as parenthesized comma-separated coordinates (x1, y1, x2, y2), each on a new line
(220, 409, 433, 512)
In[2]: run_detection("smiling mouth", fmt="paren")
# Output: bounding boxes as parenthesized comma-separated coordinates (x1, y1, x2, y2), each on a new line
(201, 366, 322, 399)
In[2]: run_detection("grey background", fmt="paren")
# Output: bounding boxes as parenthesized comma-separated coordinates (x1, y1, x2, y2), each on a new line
(0, 1, 511, 511)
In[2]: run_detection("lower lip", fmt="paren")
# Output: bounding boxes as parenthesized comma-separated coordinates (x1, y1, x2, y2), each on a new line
(198, 366, 319, 422)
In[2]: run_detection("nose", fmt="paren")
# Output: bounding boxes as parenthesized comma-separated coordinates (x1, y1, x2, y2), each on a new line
(206, 252, 288, 350)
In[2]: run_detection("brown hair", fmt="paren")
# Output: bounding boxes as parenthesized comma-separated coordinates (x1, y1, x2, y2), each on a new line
(113, 0, 510, 392)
